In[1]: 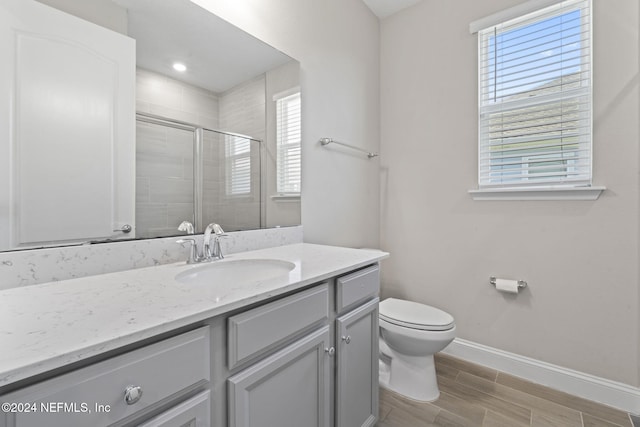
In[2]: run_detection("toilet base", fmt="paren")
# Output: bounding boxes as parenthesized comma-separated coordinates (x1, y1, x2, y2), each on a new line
(378, 353, 440, 402)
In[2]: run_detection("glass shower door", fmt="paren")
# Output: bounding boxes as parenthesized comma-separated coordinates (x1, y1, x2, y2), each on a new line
(135, 121, 195, 238)
(201, 129, 262, 232)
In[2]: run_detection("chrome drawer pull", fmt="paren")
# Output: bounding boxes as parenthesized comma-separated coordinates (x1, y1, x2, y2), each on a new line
(342, 335, 351, 344)
(124, 385, 143, 405)
(325, 347, 335, 357)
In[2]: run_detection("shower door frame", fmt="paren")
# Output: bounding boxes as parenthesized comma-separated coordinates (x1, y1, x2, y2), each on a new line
(136, 112, 264, 233)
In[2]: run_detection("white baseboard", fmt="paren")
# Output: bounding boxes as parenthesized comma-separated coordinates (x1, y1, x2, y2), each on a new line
(441, 338, 640, 415)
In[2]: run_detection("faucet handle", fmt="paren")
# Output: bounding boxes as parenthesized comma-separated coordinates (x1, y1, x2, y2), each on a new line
(176, 238, 199, 264)
(215, 225, 229, 239)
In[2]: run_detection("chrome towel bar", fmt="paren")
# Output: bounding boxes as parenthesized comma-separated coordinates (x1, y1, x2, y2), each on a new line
(319, 137, 378, 159)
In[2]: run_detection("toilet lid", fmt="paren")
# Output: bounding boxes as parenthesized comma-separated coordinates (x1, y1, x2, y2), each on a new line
(379, 298, 455, 331)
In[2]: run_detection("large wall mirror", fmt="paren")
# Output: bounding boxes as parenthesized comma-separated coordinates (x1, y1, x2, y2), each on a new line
(0, 0, 301, 252)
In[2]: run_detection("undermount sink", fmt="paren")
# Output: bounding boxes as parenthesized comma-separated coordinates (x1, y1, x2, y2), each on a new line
(175, 259, 296, 285)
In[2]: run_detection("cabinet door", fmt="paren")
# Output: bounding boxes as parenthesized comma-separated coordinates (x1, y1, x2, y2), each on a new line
(336, 298, 379, 427)
(137, 391, 210, 427)
(228, 326, 331, 427)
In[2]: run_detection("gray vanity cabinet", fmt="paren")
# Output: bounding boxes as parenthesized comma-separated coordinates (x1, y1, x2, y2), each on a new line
(225, 264, 381, 427)
(335, 299, 379, 427)
(227, 326, 332, 427)
(0, 262, 382, 427)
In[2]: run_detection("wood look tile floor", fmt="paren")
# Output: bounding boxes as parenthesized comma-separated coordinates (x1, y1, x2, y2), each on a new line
(377, 353, 636, 427)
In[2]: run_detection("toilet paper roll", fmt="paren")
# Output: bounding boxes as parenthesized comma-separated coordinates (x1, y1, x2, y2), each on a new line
(495, 278, 520, 294)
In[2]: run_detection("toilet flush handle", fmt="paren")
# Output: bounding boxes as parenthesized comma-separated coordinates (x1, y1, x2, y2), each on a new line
(341, 335, 351, 344)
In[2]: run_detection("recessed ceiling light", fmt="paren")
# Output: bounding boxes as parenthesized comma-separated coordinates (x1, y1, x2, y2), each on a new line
(173, 63, 187, 72)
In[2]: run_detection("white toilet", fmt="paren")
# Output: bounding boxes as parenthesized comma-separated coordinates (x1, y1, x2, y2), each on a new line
(378, 298, 456, 402)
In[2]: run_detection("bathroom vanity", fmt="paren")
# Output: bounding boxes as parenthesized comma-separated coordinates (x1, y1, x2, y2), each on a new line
(0, 243, 387, 427)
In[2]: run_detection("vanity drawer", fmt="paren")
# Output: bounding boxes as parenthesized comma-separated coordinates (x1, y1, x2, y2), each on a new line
(228, 284, 329, 370)
(137, 390, 210, 427)
(1, 327, 210, 427)
(336, 264, 380, 314)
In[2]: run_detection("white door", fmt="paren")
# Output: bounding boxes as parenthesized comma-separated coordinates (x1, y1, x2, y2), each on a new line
(0, 0, 135, 250)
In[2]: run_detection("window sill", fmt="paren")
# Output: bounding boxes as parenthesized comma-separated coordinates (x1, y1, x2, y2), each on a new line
(468, 186, 606, 201)
(271, 194, 301, 202)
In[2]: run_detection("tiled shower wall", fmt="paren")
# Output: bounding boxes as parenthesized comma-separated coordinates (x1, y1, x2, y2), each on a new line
(135, 123, 195, 238)
(219, 75, 266, 140)
(136, 68, 220, 129)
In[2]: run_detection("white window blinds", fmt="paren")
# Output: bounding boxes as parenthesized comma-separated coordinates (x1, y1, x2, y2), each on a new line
(477, 0, 592, 189)
(225, 135, 251, 196)
(276, 92, 301, 194)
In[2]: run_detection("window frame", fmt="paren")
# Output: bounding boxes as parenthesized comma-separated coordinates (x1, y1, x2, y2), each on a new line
(274, 89, 301, 197)
(469, 0, 604, 200)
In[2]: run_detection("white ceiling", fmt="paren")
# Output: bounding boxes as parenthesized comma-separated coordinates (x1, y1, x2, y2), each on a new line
(113, 0, 293, 93)
(361, 0, 424, 19)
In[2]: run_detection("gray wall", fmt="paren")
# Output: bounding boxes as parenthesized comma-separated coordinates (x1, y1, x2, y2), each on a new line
(380, 0, 640, 386)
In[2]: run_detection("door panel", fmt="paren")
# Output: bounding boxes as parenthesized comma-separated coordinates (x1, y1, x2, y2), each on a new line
(0, 0, 135, 249)
(336, 298, 379, 427)
(228, 326, 331, 427)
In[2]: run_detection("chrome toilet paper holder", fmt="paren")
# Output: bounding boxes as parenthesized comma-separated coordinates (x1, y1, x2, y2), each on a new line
(489, 276, 527, 289)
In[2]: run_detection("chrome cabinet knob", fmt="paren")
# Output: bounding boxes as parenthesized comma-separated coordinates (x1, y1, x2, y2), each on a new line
(124, 385, 143, 405)
(325, 347, 335, 357)
(342, 335, 351, 344)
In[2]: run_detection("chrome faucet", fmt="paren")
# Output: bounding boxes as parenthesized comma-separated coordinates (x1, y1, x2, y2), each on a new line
(176, 221, 226, 264)
(177, 220, 195, 235)
(203, 223, 226, 260)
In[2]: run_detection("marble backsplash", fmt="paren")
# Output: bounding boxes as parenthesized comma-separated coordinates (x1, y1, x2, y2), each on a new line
(0, 226, 303, 290)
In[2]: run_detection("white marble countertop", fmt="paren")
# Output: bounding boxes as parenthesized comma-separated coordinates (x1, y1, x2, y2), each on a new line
(0, 243, 388, 389)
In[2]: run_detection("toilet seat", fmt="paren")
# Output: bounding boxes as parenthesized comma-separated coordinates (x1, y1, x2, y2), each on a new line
(379, 298, 454, 331)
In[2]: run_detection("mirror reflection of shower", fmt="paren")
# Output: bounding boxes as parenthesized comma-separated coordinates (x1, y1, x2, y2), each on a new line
(135, 114, 261, 238)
